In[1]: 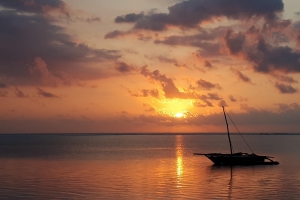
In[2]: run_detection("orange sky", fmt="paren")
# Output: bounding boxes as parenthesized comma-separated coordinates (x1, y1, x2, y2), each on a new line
(1, 0, 300, 133)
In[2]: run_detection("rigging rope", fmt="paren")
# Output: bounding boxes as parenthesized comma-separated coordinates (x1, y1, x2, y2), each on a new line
(225, 109, 254, 154)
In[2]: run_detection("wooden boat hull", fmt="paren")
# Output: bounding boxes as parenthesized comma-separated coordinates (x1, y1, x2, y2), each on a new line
(194, 153, 279, 166)
(193, 107, 280, 166)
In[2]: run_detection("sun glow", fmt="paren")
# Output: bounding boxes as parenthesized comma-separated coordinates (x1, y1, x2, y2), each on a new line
(175, 112, 184, 118)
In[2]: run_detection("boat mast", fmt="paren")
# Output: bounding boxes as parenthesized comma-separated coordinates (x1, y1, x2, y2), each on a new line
(222, 106, 233, 155)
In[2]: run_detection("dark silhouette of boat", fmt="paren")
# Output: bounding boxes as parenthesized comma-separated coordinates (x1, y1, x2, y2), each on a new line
(194, 106, 279, 166)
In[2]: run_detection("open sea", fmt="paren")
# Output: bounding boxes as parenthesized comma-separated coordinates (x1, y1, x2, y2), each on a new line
(0, 134, 300, 199)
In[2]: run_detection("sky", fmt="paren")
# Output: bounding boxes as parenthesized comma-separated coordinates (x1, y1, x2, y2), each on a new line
(0, 0, 300, 133)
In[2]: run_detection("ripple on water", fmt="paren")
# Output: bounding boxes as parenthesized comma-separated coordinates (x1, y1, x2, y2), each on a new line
(1, 134, 300, 199)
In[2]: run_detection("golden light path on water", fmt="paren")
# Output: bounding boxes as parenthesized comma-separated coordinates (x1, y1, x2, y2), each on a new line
(176, 135, 183, 188)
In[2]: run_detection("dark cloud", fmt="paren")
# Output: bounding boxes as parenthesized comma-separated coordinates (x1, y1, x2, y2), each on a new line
(275, 83, 298, 94)
(115, 62, 136, 73)
(196, 79, 221, 90)
(224, 30, 246, 55)
(0, 0, 66, 14)
(29, 57, 61, 86)
(155, 28, 221, 45)
(263, 19, 291, 31)
(293, 21, 300, 29)
(234, 70, 252, 83)
(247, 25, 260, 34)
(0, 1, 120, 85)
(141, 89, 159, 98)
(218, 100, 228, 107)
(140, 66, 197, 99)
(206, 93, 222, 100)
(134, 13, 168, 31)
(0, 83, 6, 88)
(157, 56, 178, 65)
(140, 66, 183, 98)
(104, 30, 127, 39)
(104, 30, 152, 41)
(230, 104, 300, 128)
(204, 60, 214, 69)
(270, 73, 298, 83)
(114, 0, 283, 31)
(115, 12, 144, 23)
(86, 17, 100, 23)
(193, 93, 223, 107)
(2, 104, 300, 133)
(143, 103, 156, 112)
(155, 30, 220, 45)
(229, 95, 237, 102)
(15, 87, 28, 98)
(129, 89, 159, 98)
(154, 28, 224, 57)
(193, 100, 213, 107)
(37, 88, 59, 98)
(246, 38, 300, 73)
(137, 34, 152, 41)
(277, 103, 299, 112)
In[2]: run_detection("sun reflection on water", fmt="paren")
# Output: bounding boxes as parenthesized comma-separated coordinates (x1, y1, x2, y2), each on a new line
(176, 135, 183, 188)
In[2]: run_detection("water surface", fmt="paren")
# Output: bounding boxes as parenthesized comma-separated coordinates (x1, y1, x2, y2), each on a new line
(0, 134, 299, 199)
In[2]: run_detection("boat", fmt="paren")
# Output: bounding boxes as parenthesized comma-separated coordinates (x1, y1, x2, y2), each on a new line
(194, 106, 279, 166)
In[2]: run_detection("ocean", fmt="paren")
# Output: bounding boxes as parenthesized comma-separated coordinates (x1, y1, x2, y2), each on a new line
(0, 134, 300, 199)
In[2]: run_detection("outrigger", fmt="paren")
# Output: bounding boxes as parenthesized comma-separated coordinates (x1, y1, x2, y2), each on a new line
(194, 106, 279, 166)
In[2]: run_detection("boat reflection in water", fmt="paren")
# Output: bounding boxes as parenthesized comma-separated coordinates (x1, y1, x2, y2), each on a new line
(194, 106, 279, 166)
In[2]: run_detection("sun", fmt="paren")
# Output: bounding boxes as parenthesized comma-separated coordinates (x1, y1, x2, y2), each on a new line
(175, 112, 184, 118)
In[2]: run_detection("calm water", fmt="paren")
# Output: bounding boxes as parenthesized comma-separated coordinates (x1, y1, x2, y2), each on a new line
(0, 134, 300, 199)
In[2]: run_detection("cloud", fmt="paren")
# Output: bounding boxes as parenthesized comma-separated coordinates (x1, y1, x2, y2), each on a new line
(115, 12, 144, 23)
(218, 100, 228, 107)
(140, 66, 183, 98)
(245, 38, 300, 73)
(193, 100, 213, 107)
(224, 30, 246, 55)
(115, 62, 136, 73)
(0, 1, 120, 85)
(0, 0, 67, 14)
(270, 73, 298, 83)
(29, 57, 61, 86)
(113, 0, 284, 31)
(155, 27, 222, 44)
(1, 105, 300, 133)
(204, 60, 214, 69)
(193, 93, 223, 107)
(275, 83, 298, 94)
(229, 95, 237, 102)
(86, 17, 100, 23)
(141, 89, 159, 98)
(36, 88, 59, 98)
(137, 34, 152, 41)
(154, 28, 223, 57)
(140, 66, 197, 99)
(135, 104, 300, 130)
(205, 93, 222, 100)
(143, 103, 156, 112)
(104, 30, 128, 39)
(277, 103, 299, 111)
(157, 56, 178, 65)
(234, 70, 253, 83)
(129, 89, 160, 98)
(196, 79, 221, 90)
(0, 83, 6, 88)
(156, 55, 190, 69)
(15, 87, 28, 98)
